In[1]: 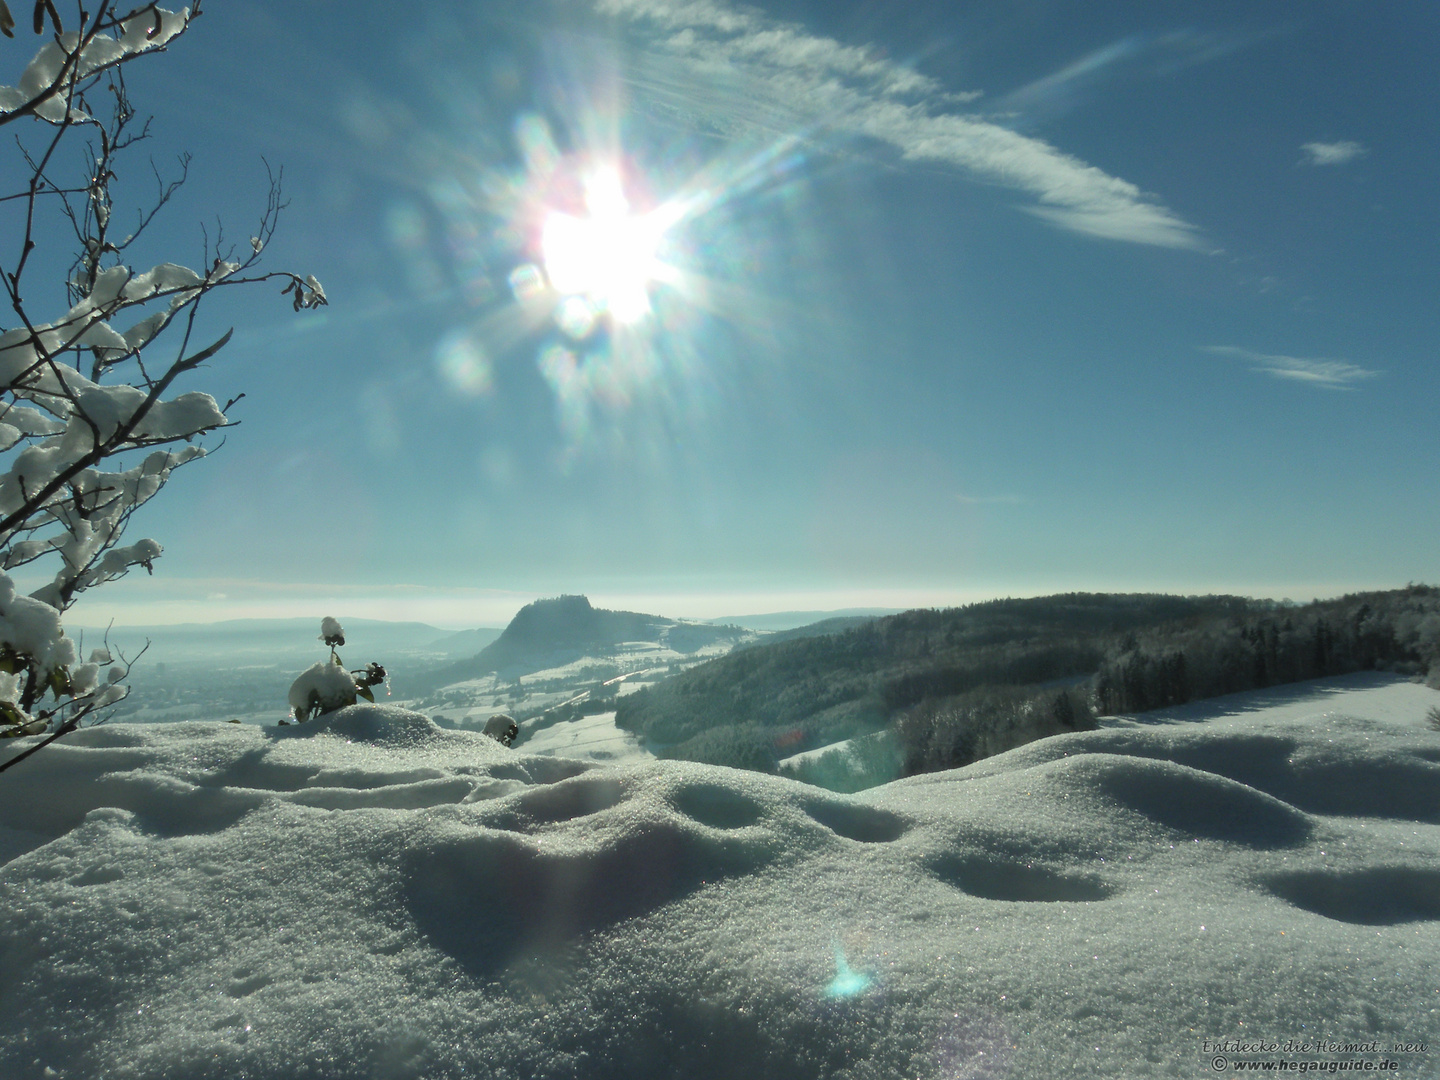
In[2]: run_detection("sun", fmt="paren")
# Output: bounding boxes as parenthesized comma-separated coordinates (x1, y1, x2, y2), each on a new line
(540, 168, 669, 326)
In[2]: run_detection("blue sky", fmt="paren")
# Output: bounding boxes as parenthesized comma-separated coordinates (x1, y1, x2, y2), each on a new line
(25, 0, 1438, 628)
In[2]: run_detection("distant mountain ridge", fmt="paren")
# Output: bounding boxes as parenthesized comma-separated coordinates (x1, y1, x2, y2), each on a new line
(704, 608, 902, 631)
(734, 615, 880, 648)
(421, 595, 745, 685)
(481, 595, 667, 671)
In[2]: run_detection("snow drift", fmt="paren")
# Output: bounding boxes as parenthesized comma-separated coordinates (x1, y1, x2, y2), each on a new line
(1, 675, 1437, 1078)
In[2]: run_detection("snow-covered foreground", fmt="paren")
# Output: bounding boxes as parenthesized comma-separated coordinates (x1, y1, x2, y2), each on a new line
(1, 674, 1438, 1079)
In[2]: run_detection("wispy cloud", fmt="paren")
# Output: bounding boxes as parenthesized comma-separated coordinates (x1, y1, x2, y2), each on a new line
(996, 29, 1265, 129)
(995, 36, 1146, 124)
(1300, 140, 1367, 166)
(1203, 345, 1380, 389)
(599, 0, 1203, 249)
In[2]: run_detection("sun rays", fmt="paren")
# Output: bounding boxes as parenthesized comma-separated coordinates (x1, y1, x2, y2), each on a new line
(404, 56, 818, 471)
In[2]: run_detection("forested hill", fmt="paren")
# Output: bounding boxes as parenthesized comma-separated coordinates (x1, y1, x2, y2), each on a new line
(614, 593, 1254, 752)
(614, 588, 1440, 775)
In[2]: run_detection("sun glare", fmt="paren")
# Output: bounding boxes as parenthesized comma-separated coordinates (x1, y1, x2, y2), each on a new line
(541, 168, 668, 326)
(492, 109, 803, 458)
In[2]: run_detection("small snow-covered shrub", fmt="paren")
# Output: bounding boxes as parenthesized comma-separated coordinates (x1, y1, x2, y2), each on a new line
(288, 662, 358, 721)
(482, 713, 518, 746)
(285, 619, 387, 723)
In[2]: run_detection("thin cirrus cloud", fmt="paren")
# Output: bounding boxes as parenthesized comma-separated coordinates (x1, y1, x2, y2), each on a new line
(597, 0, 1204, 250)
(1300, 140, 1367, 166)
(1203, 345, 1380, 389)
(995, 29, 1265, 130)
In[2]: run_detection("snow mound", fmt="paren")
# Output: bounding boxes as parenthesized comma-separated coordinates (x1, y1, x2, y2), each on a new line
(280, 702, 447, 749)
(0, 674, 1437, 1078)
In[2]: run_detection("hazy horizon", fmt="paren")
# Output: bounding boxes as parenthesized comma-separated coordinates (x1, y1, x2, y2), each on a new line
(61, 578, 1412, 633)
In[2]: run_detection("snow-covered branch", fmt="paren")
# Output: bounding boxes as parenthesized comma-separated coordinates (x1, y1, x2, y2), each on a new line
(0, 1, 326, 753)
(0, 2, 192, 127)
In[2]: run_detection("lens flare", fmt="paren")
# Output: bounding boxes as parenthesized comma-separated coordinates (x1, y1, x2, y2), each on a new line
(823, 943, 873, 999)
(555, 295, 599, 340)
(932, 1011, 1014, 1079)
(508, 263, 548, 302)
(537, 343, 588, 447)
(435, 329, 494, 396)
(514, 112, 560, 179)
(385, 201, 429, 250)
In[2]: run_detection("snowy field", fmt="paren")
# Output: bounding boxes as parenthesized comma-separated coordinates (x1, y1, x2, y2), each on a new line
(778, 735, 858, 769)
(397, 640, 742, 733)
(517, 710, 654, 764)
(0, 673, 1437, 1078)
